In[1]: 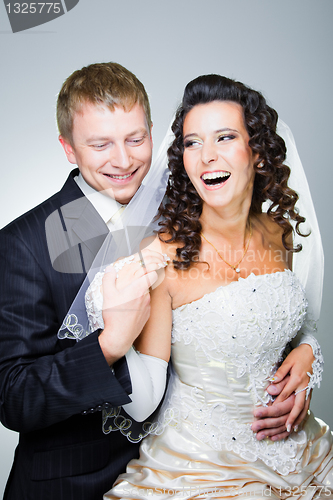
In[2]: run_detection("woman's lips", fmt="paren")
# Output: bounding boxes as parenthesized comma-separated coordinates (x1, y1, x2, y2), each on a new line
(201, 170, 230, 189)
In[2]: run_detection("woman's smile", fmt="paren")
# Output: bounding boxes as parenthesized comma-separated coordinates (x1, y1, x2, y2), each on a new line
(183, 101, 257, 211)
(200, 170, 231, 189)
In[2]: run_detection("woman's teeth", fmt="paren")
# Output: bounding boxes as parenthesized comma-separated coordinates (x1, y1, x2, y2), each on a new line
(201, 171, 230, 185)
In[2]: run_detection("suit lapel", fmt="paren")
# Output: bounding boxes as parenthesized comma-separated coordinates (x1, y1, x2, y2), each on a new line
(59, 171, 109, 254)
(48, 170, 109, 274)
(60, 196, 109, 256)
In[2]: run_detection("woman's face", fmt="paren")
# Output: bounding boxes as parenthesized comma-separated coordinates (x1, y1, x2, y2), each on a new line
(182, 101, 258, 212)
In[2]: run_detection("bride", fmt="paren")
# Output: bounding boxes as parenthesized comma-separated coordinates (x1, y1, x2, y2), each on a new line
(92, 75, 332, 498)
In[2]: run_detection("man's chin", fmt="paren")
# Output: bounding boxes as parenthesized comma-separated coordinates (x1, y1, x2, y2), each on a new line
(109, 187, 137, 205)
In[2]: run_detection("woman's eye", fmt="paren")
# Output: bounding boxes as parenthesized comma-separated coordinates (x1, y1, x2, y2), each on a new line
(218, 134, 235, 142)
(184, 139, 200, 148)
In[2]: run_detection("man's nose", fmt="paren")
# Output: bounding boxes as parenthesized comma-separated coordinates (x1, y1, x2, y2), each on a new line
(110, 144, 132, 169)
(201, 142, 218, 165)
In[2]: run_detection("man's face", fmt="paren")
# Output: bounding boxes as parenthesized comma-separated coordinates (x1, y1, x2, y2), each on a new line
(60, 102, 153, 204)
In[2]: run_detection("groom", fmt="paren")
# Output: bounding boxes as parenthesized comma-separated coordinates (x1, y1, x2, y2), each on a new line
(0, 62, 301, 500)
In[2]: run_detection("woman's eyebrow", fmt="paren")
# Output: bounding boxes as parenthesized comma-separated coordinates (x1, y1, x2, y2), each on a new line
(183, 127, 238, 140)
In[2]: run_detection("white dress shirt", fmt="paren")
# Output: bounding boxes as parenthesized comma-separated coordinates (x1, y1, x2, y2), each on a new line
(75, 174, 125, 230)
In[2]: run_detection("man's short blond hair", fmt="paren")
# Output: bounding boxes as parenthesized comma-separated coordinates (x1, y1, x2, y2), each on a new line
(57, 62, 152, 144)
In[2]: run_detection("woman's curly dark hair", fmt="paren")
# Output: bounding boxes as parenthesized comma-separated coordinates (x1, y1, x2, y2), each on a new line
(158, 74, 307, 269)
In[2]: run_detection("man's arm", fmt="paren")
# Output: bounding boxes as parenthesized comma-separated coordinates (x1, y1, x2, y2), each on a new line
(0, 227, 145, 433)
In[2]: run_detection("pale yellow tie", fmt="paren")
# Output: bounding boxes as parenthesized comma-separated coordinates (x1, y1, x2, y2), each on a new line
(106, 205, 126, 229)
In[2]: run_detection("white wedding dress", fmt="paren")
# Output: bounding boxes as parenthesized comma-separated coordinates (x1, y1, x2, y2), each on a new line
(100, 270, 333, 499)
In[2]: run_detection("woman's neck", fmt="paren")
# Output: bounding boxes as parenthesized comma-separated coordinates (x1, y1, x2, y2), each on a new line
(200, 202, 251, 248)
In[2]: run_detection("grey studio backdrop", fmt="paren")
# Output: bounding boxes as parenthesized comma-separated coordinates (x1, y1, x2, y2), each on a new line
(0, 0, 332, 495)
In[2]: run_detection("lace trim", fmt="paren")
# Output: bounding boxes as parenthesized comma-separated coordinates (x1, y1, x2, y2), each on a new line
(151, 272, 311, 474)
(58, 313, 89, 341)
(102, 407, 158, 443)
(85, 262, 164, 443)
(298, 333, 324, 398)
(81, 267, 321, 457)
(171, 271, 308, 377)
(84, 255, 145, 332)
(111, 255, 135, 278)
(153, 377, 308, 476)
(85, 271, 105, 332)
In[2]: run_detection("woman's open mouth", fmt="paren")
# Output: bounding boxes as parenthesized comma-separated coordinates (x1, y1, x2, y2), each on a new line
(201, 171, 230, 187)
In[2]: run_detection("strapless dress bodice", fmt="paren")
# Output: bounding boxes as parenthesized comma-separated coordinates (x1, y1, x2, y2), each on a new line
(155, 271, 311, 475)
(105, 270, 333, 500)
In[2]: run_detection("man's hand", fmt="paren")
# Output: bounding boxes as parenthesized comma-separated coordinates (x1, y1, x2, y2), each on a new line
(109, 248, 168, 291)
(98, 249, 168, 365)
(251, 344, 314, 440)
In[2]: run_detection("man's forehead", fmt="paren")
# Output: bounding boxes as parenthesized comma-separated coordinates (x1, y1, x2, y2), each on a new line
(72, 101, 149, 131)
(70, 101, 151, 147)
(74, 99, 144, 118)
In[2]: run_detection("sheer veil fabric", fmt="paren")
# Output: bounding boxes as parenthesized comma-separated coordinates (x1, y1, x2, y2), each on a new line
(276, 120, 324, 323)
(58, 122, 173, 341)
(58, 119, 323, 343)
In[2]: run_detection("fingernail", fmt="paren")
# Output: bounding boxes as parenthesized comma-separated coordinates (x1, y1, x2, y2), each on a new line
(286, 424, 291, 433)
(294, 425, 298, 432)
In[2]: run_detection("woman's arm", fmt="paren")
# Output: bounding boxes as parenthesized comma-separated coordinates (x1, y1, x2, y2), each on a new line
(134, 270, 172, 362)
(121, 273, 172, 420)
(92, 248, 172, 421)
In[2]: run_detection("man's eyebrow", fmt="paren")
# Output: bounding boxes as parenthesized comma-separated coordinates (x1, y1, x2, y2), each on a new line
(86, 128, 148, 143)
(127, 128, 148, 137)
(86, 136, 110, 142)
(183, 127, 238, 140)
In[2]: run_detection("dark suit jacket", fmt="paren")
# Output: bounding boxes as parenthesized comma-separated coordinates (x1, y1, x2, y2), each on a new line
(0, 170, 142, 500)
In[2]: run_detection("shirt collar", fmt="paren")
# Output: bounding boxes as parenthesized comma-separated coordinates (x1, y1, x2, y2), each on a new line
(74, 173, 124, 224)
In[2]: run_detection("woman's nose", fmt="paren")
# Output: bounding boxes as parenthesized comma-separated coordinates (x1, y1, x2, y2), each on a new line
(201, 142, 218, 164)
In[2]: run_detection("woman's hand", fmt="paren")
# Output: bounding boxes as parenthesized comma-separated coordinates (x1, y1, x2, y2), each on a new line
(251, 344, 313, 440)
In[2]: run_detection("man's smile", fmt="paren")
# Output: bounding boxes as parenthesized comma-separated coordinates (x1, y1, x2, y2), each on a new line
(103, 168, 139, 181)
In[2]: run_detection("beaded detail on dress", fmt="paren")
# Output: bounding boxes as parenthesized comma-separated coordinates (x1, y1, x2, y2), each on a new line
(171, 270, 307, 366)
(153, 271, 310, 475)
(84, 267, 324, 469)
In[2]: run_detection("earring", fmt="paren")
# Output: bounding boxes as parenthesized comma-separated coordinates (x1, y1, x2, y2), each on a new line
(258, 161, 264, 168)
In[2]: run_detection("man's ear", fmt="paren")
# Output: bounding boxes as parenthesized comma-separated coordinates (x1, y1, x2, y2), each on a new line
(59, 136, 77, 165)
